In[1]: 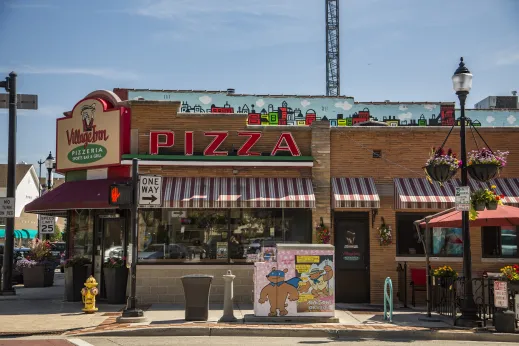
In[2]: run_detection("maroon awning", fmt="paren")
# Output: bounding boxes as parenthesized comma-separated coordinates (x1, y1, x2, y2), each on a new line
(25, 178, 130, 214)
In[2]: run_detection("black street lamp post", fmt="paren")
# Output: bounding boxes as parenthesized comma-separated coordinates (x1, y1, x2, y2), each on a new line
(452, 57, 479, 326)
(37, 159, 44, 197)
(44, 152, 55, 240)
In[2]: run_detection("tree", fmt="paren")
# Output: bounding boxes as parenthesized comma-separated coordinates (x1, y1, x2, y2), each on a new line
(49, 224, 62, 242)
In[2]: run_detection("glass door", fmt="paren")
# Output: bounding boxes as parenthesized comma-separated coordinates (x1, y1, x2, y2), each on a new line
(99, 217, 126, 298)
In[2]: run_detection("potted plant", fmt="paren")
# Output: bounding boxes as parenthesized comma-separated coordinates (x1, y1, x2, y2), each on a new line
(432, 265, 458, 287)
(15, 258, 36, 284)
(103, 256, 128, 304)
(467, 148, 509, 182)
(378, 217, 392, 246)
(64, 256, 92, 302)
(424, 147, 461, 184)
(469, 185, 504, 220)
(500, 265, 519, 292)
(23, 239, 56, 288)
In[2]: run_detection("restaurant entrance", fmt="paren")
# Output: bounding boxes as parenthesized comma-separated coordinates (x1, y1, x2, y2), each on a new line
(93, 213, 128, 299)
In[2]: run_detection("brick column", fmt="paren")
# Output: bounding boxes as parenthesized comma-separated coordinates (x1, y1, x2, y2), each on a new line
(311, 121, 331, 244)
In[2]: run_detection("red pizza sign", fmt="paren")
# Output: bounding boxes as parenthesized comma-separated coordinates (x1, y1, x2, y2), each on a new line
(149, 131, 301, 157)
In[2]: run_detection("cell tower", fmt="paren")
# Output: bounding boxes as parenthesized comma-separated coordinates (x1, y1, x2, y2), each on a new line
(326, 0, 340, 96)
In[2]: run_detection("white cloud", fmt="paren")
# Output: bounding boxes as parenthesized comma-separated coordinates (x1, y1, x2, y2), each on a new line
(398, 112, 413, 120)
(508, 115, 517, 124)
(199, 95, 212, 105)
(424, 104, 437, 111)
(398, 105, 408, 111)
(301, 100, 311, 108)
(256, 99, 265, 107)
(335, 101, 353, 111)
(486, 116, 495, 123)
(0, 65, 139, 81)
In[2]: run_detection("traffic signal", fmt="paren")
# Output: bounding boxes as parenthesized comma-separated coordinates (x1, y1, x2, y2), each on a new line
(108, 184, 133, 206)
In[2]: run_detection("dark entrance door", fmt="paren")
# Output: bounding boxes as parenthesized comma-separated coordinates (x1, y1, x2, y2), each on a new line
(94, 215, 127, 299)
(334, 212, 370, 303)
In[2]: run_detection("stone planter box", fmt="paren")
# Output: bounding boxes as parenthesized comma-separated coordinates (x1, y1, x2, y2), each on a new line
(23, 265, 55, 288)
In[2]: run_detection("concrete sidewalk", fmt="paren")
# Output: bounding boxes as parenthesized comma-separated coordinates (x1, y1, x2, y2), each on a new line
(1, 281, 518, 343)
(0, 272, 125, 335)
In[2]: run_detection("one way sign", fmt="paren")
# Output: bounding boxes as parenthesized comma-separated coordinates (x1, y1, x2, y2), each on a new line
(139, 175, 162, 207)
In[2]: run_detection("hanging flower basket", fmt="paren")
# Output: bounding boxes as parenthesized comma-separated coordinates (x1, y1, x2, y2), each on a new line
(378, 217, 392, 246)
(425, 165, 457, 183)
(316, 217, 330, 244)
(467, 164, 499, 182)
(424, 147, 460, 184)
(469, 185, 505, 220)
(467, 148, 509, 182)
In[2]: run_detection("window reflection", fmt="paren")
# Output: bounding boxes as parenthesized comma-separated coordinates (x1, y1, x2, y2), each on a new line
(432, 227, 463, 256)
(71, 210, 93, 258)
(137, 208, 312, 263)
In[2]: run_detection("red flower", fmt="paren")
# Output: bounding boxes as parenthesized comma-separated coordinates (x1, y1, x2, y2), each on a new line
(500, 194, 505, 199)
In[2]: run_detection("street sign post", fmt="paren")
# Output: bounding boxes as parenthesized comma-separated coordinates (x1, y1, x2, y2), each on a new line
(0, 93, 38, 110)
(455, 186, 470, 211)
(139, 175, 162, 207)
(0, 198, 15, 218)
(39, 215, 55, 235)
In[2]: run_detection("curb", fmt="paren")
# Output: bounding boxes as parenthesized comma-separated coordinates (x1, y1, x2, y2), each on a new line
(70, 326, 519, 342)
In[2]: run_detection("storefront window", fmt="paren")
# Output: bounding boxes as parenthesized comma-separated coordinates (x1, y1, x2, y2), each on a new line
(482, 226, 518, 258)
(137, 208, 312, 264)
(396, 213, 429, 256)
(70, 210, 93, 259)
(431, 228, 462, 256)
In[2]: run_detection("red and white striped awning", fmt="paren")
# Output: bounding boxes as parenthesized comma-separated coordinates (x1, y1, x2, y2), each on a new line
(162, 177, 315, 209)
(394, 178, 460, 210)
(468, 178, 519, 207)
(332, 178, 380, 209)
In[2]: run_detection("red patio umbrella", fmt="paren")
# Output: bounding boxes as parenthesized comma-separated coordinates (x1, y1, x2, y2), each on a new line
(420, 205, 519, 228)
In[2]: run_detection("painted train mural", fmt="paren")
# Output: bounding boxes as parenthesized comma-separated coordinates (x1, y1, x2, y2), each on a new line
(127, 90, 519, 127)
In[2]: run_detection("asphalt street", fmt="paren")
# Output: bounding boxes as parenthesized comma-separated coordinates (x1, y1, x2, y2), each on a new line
(0, 337, 517, 346)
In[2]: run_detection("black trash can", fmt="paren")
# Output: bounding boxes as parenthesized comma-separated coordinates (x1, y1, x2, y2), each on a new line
(181, 274, 214, 321)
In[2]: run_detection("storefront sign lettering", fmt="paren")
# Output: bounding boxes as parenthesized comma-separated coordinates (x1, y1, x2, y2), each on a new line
(66, 125, 110, 149)
(68, 144, 107, 164)
(149, 130, 301, 156)
(57, 98, 124, 171)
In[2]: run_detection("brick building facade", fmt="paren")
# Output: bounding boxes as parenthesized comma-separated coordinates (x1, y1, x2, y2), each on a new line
(26, 90, 519, 305)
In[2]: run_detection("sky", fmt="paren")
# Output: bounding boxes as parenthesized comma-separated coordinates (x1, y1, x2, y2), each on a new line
(0, 0, 518, 175)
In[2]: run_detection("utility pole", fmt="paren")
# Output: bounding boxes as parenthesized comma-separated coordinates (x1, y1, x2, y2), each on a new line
(326, 0, 340, 96)
(0, 72, 17, 295)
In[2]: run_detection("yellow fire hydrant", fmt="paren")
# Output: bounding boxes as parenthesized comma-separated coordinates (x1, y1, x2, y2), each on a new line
(81, 275, 99, 314)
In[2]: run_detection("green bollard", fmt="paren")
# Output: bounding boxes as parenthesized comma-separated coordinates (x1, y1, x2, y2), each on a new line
(384, 277, 393, 322)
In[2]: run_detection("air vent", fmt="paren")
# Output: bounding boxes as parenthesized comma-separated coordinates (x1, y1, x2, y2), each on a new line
(373, 150, 382, 158)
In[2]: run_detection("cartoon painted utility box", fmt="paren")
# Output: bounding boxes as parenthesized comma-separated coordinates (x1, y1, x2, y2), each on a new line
(254, 244, 335, 317)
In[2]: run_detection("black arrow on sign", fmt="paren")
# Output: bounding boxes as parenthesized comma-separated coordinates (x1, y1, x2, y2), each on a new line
(142, 195, 158, 203)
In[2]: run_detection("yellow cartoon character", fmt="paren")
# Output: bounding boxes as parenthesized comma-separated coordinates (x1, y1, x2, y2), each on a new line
(299, 265, 333, 298)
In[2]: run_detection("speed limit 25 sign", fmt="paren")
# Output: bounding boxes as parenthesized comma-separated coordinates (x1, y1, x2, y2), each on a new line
(39, 215, 55, 234)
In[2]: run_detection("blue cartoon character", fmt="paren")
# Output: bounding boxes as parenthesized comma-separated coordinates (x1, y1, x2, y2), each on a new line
(258, 268, 301, 317)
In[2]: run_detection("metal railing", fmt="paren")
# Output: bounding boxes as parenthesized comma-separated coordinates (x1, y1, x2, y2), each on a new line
(431, 276, 516, 327)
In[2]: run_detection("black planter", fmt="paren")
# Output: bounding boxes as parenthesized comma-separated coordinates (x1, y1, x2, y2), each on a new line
(23, 265, 55, 288)
(103, 267, 128, 304)
(65, 265, 89, 302)
(486, 201, 498, 210)
(474, 202, 486, 211)
(426, 164, 457, 183)
(467, 163, 499, 182)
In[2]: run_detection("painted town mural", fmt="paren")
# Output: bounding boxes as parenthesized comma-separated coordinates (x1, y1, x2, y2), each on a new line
(128, 91, 519, 127)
